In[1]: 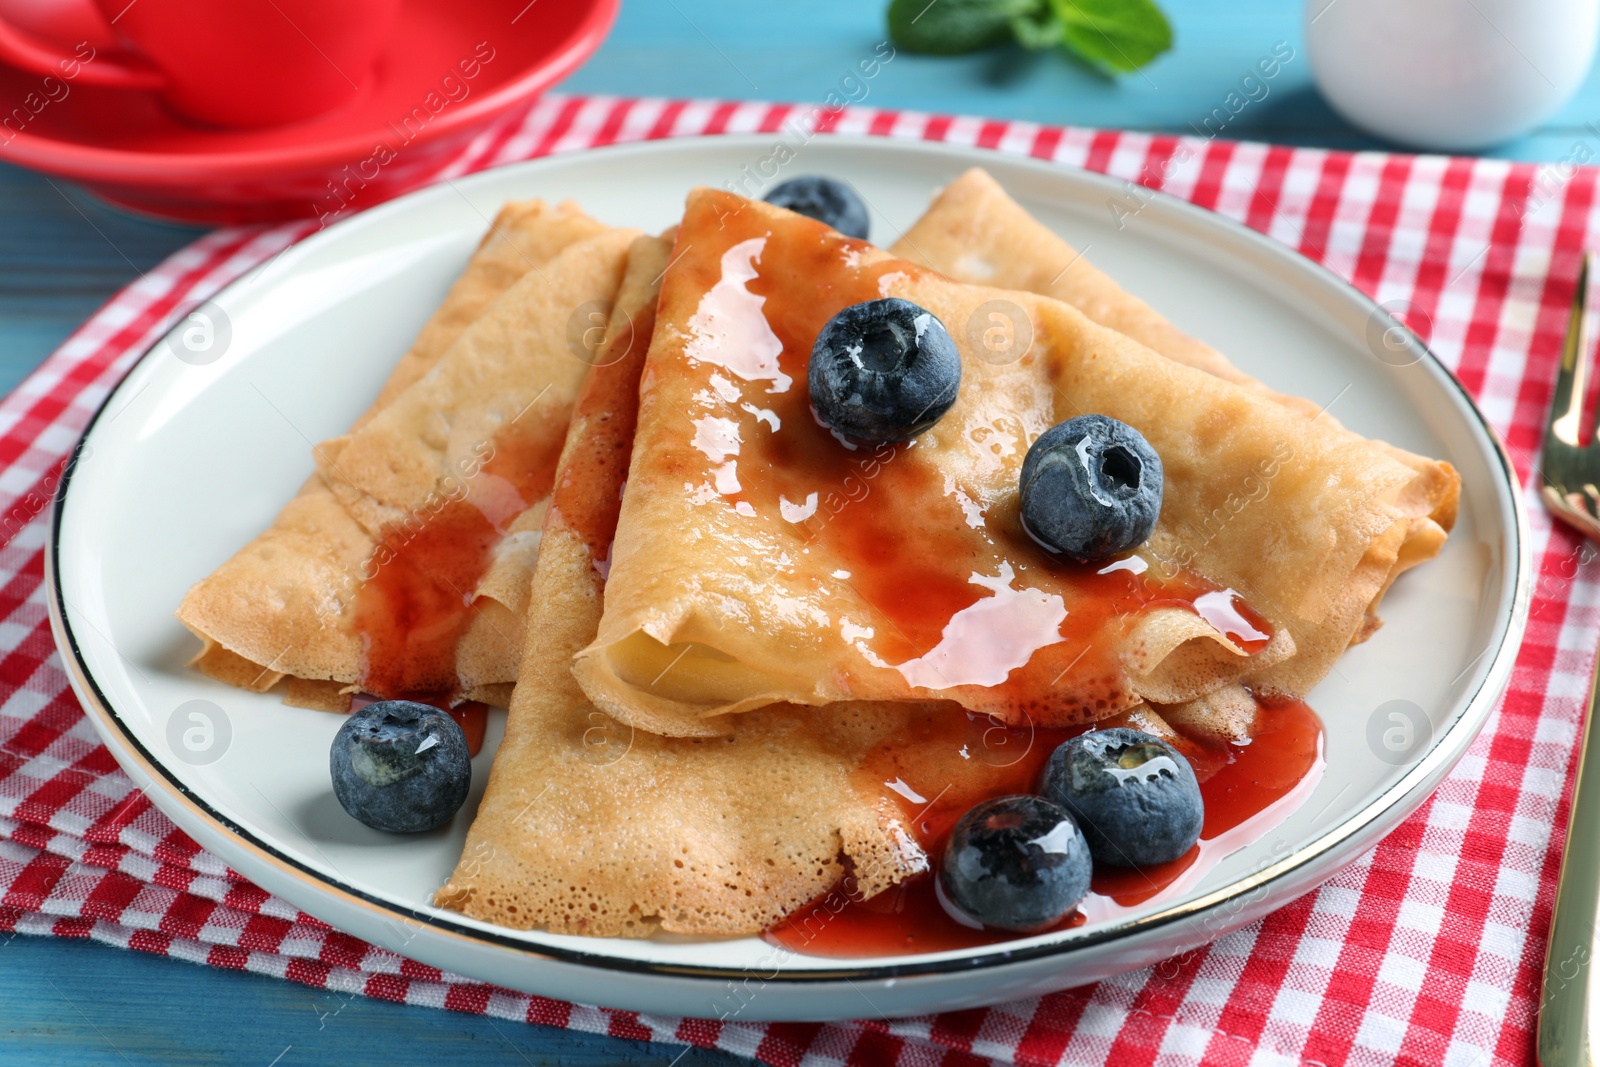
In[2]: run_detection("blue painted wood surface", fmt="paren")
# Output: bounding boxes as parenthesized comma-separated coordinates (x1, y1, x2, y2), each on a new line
(0, 0, 1594, 1062)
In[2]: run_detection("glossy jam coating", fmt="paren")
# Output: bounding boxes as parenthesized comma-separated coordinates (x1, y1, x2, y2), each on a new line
(550, 280, 660, 572)
(669, 192, 1275, 725)
(351, 415, 568, 700)
(763, 698, 1323, 957)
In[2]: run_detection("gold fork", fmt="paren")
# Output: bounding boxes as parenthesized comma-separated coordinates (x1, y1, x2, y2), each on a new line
(1539, 251, 1600, 1067)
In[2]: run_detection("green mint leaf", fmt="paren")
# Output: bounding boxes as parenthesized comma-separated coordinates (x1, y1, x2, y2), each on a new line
(1009, 8, 1063, 50)
(1048, 0, 1173, 73)
(887, 0, 1042, 55)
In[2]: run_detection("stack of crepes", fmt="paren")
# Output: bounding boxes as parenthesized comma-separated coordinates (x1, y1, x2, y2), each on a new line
(177, 169, 1459, 940)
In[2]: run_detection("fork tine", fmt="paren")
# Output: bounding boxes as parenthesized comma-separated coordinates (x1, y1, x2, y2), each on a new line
(1582, 255, 1600, 448)
(1550, 252, 1593, 447)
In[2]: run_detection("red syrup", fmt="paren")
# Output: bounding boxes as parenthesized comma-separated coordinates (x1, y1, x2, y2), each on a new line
(548, 278, 658, 568)
(762, 697, 1323, 957)
(678, 190, 1276, 728)
(449, 702, 489, 758)
(342, 246, 649, 737)
(349, 400, 571, 701)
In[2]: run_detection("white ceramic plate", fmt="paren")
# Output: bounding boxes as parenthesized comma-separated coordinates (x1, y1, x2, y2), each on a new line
(47, 137, 1529, 1022)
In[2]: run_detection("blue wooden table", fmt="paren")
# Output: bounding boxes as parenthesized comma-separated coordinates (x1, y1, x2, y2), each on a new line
(1, 1, 1593, 1063)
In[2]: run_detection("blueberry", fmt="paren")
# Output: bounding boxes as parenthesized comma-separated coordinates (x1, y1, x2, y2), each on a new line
(938, 794, 1092, 932)
(1041, 728, 1203, 867)
(1019, 414, 1163, 563)
(330, 700, 471, 833)
(809, 298, 961, 443)
(763, 175, 870, 239)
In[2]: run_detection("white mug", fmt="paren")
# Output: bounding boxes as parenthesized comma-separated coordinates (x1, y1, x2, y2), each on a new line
(1306, 0, 1599, 151)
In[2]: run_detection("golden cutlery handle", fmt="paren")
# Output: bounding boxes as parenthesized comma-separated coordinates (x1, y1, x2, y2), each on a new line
(1541, 637, 1600, 1067)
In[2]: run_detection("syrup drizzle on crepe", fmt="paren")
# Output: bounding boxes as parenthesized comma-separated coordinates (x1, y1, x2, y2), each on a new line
(763, 697, 1323, 957)
(671, 199, 1274, 725)
(548, 294, 658, 575)
(351, 416, 569, 701)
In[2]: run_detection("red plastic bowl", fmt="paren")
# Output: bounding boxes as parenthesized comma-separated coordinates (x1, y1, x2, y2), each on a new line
(0, 0, 619, 223)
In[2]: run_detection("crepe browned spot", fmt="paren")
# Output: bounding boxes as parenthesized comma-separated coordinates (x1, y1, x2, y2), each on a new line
(177, 203, 619, 710)
(435, 235, 930, 937)
(891, 168, 1459, 661)
(571, 188, 1449, 737)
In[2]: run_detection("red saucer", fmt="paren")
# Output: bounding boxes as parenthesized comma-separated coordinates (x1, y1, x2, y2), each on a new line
(0, 0, 618, 223)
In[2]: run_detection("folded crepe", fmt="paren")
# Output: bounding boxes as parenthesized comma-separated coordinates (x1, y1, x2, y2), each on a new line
(177, 202, 626, 710)
(891, 169, 1460, 657)
(309, 226, 639, 698)
(893, 168, 1262, 394)
(435, 235, 932, 937)
(373, 199, 613, 416)
(570, 188, 1455, 737)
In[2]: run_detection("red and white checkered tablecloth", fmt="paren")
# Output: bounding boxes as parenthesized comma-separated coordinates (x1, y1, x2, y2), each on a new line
(0, 94, 1589, 1066)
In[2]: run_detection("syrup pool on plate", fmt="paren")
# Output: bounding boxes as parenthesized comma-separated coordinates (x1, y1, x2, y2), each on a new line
(764, 697, 1324, 957)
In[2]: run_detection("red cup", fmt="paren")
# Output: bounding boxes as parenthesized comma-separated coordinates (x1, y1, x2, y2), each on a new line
(0, 0, 401, 128)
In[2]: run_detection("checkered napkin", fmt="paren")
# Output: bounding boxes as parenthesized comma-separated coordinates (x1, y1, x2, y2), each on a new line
(0, 94, 1589, 1066)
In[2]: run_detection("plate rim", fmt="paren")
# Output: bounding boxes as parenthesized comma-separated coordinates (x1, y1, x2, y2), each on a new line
(45, 133, 1533, 985)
